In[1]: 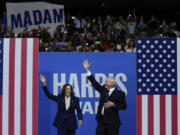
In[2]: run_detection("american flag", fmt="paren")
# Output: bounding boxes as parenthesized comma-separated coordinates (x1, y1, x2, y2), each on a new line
(0, 38, 39, 135)
(136, 38, 180, 135)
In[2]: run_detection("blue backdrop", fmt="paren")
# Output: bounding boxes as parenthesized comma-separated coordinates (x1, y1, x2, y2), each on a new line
(38, 52, 136, 135)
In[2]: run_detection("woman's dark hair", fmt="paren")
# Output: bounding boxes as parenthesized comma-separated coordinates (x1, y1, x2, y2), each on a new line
(60, 84, 74, 97)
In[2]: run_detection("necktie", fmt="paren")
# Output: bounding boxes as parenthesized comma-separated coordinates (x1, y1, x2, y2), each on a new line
(105, 90, 110, 102)
(102, 90, 110, 115)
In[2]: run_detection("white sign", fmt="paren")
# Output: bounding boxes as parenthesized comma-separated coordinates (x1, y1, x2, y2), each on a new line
(6, 2, 65, 36)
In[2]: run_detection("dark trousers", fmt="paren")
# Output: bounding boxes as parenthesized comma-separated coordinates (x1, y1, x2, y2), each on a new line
(57, 126, 75, 135)
(96, 117, 120, 135)
(57, 115, 76, 135)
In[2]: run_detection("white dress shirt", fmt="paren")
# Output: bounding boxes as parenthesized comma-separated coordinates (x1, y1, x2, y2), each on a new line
(102, 87, 115, 115)
(86, 71, 115, 115)
(65, 97, 71, 110)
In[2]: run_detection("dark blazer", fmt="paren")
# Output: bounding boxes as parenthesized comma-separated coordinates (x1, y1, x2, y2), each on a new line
(88, 75, 126, 125)
(42, 86, 83, 129)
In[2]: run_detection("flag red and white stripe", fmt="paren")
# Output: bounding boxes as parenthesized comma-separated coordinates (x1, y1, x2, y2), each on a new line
(136, 38, 180, 135)
(0, 38, 38, 135)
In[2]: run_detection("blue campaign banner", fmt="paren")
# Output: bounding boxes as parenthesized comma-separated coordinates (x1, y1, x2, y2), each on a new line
(38, 52, 136, 135)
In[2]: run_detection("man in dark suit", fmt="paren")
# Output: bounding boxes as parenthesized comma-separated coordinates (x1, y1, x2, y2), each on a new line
(83, 60, 127, 135)
(40, 74, 83, 135)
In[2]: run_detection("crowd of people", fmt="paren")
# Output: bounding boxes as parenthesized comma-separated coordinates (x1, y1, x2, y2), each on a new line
(0, 10, 179, 52)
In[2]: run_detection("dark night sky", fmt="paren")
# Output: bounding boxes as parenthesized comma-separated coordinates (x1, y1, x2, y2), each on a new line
(0, 0, 180, 19)
(2, 0, 179, 8)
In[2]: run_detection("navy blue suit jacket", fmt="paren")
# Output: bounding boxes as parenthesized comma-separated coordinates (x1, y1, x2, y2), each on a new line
(42, 86, 83, 129)
(88, 75, 127, 125)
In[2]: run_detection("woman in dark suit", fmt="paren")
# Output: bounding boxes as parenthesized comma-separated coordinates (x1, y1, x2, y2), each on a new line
(40, 74, 83, 135)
